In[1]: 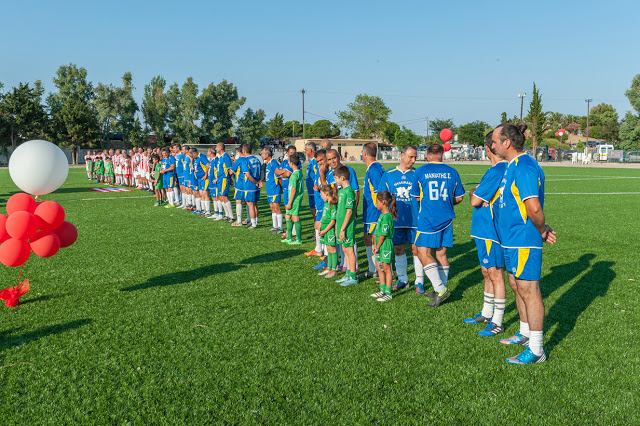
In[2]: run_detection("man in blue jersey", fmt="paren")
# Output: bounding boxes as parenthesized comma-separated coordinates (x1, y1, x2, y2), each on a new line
(191, 148, 210, 216)
(360, 142, 385, 279)
(491, 123, 556, 364)
(242, 144, 262, 229)
(412, 144, 465, 307)
(159, 148, 177, 205)
(310, 149, 330, 270)
(175, 144, 187, 207)
(181, 145, 195, 210)
(275, 145, 297, 238)
(466, 131, 508, 336)
(262, 146, 283, 232)
(230, 146, 246, 226)
(207, 147, 220, 219)
(378, 145, 422, 291)
(305, 142, 324, 258)
(214, 142, 234, 222)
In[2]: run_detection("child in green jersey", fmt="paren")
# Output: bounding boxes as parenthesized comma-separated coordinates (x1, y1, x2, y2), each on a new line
(94, 156, 105, 183)
(334, 165, 358, 286)
(282, 153, 304, 245)
(318, 184, 339, 279)
(370, 190, 397, 302)
(104, 157, 115, 185)
(151, 154, 165, 206)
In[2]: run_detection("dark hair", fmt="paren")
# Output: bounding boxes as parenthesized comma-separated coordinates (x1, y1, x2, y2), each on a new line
(363, 142, 377, 158)
(190, 148, 198, 154)
(242, 143, 252, 154)
(402, 144, 417, 154)
(320, 184, 338, 205)
(334, 165, 350, 180)
(183, 145, 190, 151)
(485, 130, 494, 146)
(289, 152, 300, 167)
(286, 145, 296, 153)
(497, 122, 527, 151)
(315, 149, 326, 159)
(161, 148, 170, 155)
(151, 154, 160, 162)
(171, 143, 181, 149)
(377, 190, 397, 220)
(427, 144, 444, 155)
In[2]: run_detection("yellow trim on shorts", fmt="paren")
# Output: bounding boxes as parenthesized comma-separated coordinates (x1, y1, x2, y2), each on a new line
(516, 248, 530, 277)
(485, 239, 492, 255)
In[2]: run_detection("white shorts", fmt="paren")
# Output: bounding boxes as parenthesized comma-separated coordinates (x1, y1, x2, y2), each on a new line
(133, 170, 139, 178)
(146, 172, 151, 180)
(115, 166, 122, 174)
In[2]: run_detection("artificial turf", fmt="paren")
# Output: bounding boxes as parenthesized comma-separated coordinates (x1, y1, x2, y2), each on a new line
(0, 163, 638, 424)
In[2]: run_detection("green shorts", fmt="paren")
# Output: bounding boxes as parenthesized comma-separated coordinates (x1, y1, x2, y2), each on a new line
(286, 197, 303, 216)
(338, 229, 355, 248)
(155, 180, 164, 190)
(321, 230, 337, 247)
(377, 248, 393, 264)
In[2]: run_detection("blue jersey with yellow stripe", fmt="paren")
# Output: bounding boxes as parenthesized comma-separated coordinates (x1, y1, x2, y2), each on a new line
(243, 155, 262, 192)
(278, 159, 293, 192)
(217, 153, 231, 180)
(411, 162, 465, 232)
(161, 156, 176, 178)
(471, 161, 507, 243)
(362, 162, 385, 224)
(208, 156, 217, 182)
(307, 158, 317, 197)
(494, 153, 545, 249)
(230, 156, 245, 190)
(265, 158, 282, 196)
(176, 153, 185, 177)
(378, 166, 418, 228)
(193, 153, 209, 179)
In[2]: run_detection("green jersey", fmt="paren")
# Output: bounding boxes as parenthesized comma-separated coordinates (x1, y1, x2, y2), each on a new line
(288, 170, 304, 205)
(374, 212, 394, 263)
(336, 186, 356, 236)
(105, 162, 114, 176)
(95, 160, 104, 174)
(320, 202, 337, 229)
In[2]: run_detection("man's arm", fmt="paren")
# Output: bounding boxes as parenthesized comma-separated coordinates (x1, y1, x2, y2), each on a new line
(524, 197, 556, 244)
(453, 195, 464, 205)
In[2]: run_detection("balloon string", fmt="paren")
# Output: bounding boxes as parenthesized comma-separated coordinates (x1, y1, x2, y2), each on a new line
(16, 264, 25, 286)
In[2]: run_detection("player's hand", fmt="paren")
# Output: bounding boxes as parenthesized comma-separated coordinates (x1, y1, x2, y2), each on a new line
(213, 179, 217, 184)
(542, 225, 556, 244)
(313, 184, 319, 191)
(482, 201, 489, 207)
(372, 247, 378, 255)
(258, 182, 263, 188)
(285, 203, 292, 210)
(319, 231, 325, 237)
(339, 230, 346, 241)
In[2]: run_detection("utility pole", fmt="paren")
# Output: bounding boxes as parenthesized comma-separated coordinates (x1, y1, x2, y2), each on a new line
(301, 89, 306, 139)
(518, 93, 526, 121)
(585, 98, 592, 155)
(426, 116, 429, 142)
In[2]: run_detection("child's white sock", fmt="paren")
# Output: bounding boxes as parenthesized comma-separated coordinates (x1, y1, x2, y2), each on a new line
(413, 256, 424, 284)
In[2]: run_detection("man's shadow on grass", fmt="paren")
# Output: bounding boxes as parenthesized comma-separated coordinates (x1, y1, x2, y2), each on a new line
(120, 263, 238, 292)
(0, 319, 92, 352)
(241, 249, 306, 265)
(544, 260, 614, 355)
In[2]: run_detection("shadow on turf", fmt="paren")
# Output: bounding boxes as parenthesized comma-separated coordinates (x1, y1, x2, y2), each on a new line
(20, 293, 69, 305)
(0, 319, 92, 352)
(120, 263, 238, 292)
(241, 249, 305, 265)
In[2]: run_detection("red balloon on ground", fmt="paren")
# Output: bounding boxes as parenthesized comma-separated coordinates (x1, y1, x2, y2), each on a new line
(29, 231, 61, 257)
(0, 238, 31, 267)
(5, 211, 38, 240)
(0, 215, 9, 243)
(34, 201, 65, 231)
(6, 193, 37, 215)
(443, 143, 452, 152)
(440, 128, 453, 142)
(52, 221, 78, 248)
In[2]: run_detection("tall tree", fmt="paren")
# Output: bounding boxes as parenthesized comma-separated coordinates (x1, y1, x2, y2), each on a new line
(284, 120, 302, 138)
(199, 79, 245, 142)
(393, 126, 423, 149)
(429, 118, 456, 140)
(588, 103, 619, 141)
(500, 112, 508, 124)
(528, 83, 546, 153)
(311, 119, 340, 139)
(236, 108, 266, 149)
(457, 120, 490, 146)
(619, 74, 640, 150)
(117, 72, 138, 142)
(383, 122, 400, 144)
(0, 81, 49, 147)
(266, 113, 287, 140)
(166, 77, 200, 144)
(336, 94, 391, 139)
(141, 75, 168, 146)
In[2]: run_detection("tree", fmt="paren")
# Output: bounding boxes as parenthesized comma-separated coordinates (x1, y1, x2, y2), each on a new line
(128, 117, 146, 147)
(199, 79, 245, 142)
(0, 81, 49, 147)
(528, 82, 546, 153)
(619, 74, 640, 150)
(284, 120, 302, 138)
(141, 75, 168, 146)
(166, 77, 200, 144)
(457, 120, 490, 146)
(588, 103, 619, 141)
(501, 112, 508, 124)
(266, 113, 287, 140)
(393, 126, 423, 149)
(236, 108, 266, 149)
(429, 118, 455, 141)
(383, 122, 400, 144)
(336, 94, 391, 139)
(311, 119, 340, 139)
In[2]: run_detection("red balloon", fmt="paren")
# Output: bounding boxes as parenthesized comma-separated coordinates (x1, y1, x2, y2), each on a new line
(51, 221, 77, 248)
(559, 128, 566, 133)
(6, 211, 38, 240)
(29, 231, 60, 257)
(443, 143, 452, 152)
(6, 193, 37, 215)
(555, 131, 560, 136)
(0, 238, 31, 267)
(440, 128, 453, 142)
(0, 215, 9, 243)
(34, 201, 65, 231)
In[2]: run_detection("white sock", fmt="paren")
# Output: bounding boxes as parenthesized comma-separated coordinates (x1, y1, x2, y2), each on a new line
(413, 256, 424, 284)
(354, 241, 358, 266)
(251, 218, 257, 226)
(315, 230, 322, 252)
(167, 192, 174, 205)
(272, 213, 277, 228)
(482, 292, 495, 319)
(172, 187, 179, 203)
(493, 298, 506, 327)
(223, 202, 231, 217)
(365, 245, 375, 273)
(246, 204, 250, 221)
(395, 254, 408, 283)
(423, 263, 445, 293)
(195, 198, 201, 211)
(203, 201, 211, 214)
(438, 265, 450, 287)
(520, 321, 530, 338)
(236, 203, 242, 222)
(529, 330, 544, 356)
(292, 224, 296, 236)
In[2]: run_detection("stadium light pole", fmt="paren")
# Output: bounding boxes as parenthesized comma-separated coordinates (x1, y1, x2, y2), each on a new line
(585, 98, 592, 155)
(518, 93, 526, 121)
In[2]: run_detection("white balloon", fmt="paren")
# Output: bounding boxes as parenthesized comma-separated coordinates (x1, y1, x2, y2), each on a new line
(9, 140, 69, 196)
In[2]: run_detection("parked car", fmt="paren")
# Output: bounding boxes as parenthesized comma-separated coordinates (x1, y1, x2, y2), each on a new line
(625, 151, 640, 163)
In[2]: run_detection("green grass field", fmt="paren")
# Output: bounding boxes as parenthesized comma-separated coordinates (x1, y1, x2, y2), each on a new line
(1, 163, 639, 424)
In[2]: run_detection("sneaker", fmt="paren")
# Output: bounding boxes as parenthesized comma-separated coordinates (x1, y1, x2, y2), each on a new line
(359, 271, 378, 280)
(335, 275, 349, 283)
(192, 210, 202, 214)
(154, 201, 161, 206)
(376, 294, 393, 302)
(478, 322, 505, 337)
(280, 238, 293, 244)
(273, 228, 284, 234)
(202, 212, 212, 217)
(281, 232, 288, 239)
(426, 289, 451, 307)
(164, 203, 175, 209)
(505, 347, 546, 364)
(463, 313, 492, 324)
(318, 268, 331, 276)
(247, 224, 258, 229)
(207, 214, 218, 219)
(268, 227, 278, 232)
(336, 265, 345, 272)
(312, 260, 328, 270)
(392, 281, 408, 291)
(304, 249, 323, 257)
(325, 271, 338, 279)
(214, 216, 225, 221)
(499, 333, 530, 346)
(370, 291, 385, 298)
(226, 217, 235, 223)
(415, 282, 425, 295)
(242, 220, 249, 225)
(340, 278, 358, 287)
(231, 222, 243, 227)
(288, 240, 302, 245)
(424, 291, 437, 298)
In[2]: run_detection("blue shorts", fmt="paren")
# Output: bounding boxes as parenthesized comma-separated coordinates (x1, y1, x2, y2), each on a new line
(283, 189, 289, 206)
(393, 228, 416, 245)
(217, 177, 230, 197)
(245, 190, 259, 203)
(363, 211, 381, 227)
(504, 247, 542, 281)
(267, 194, 282, 204)
(315, 210, 323, 221)
(178, 176, 185, 186)
(189, 178, 198, 191)
(210, 186, 218, 198)
(414, 224, 453, 248)
(198, 178, 208, 191)
(234, 188, 245, 201)
(308, 194, 316, 210)
(365, 223, 377, 235)
(163, 175, 175, 189)
(475, 238, 505, 269)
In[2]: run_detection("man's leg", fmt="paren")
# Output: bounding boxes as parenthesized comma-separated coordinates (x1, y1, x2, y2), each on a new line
(434, 247, 449, 287)
(516, 279, 544, 356)
(394, 244, 408, 286)
(363, 231, 376, 274)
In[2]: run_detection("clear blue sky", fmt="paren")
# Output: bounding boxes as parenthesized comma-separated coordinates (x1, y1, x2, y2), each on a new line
(1, 0, 639, 135)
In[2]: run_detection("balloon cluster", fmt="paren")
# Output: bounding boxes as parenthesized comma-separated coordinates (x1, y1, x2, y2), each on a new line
(0, 193, 77, 268)
(555, 128, 566, 137)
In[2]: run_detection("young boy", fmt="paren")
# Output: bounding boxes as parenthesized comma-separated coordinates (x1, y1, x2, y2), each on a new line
(334, 165, 358, 286)
(151, 154, 165, 206)
(104, 157, 115, 185)
(281, 153, 304, 245)
(94, 155, 105, 183)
